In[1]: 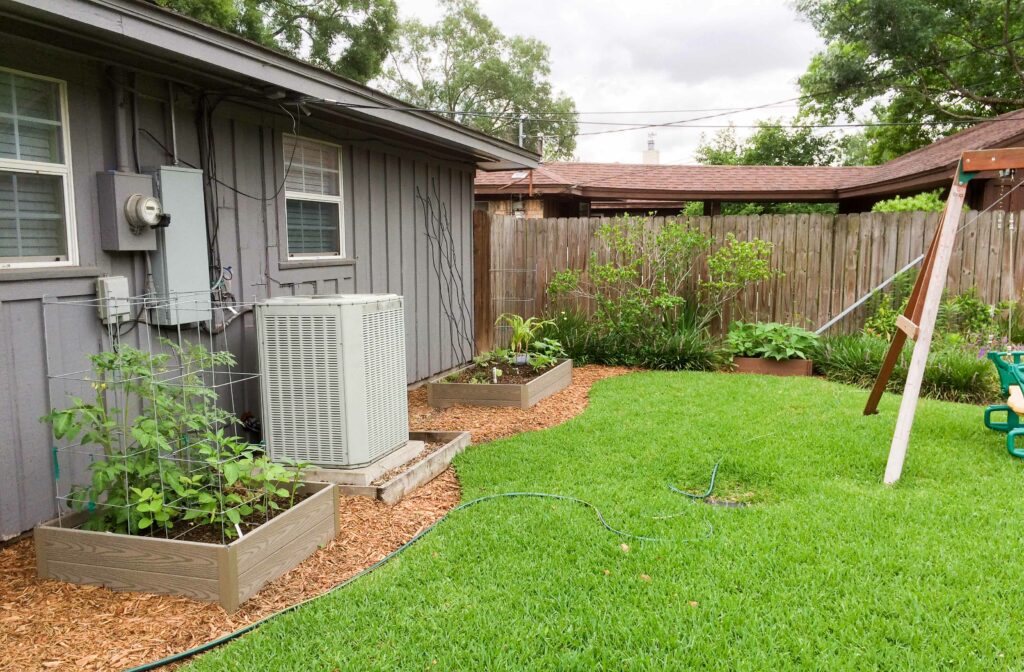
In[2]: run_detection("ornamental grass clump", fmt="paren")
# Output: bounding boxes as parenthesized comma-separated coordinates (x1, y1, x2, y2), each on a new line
(42, 339, 305, 539)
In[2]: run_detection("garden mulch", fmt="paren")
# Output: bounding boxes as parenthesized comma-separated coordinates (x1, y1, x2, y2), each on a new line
(0, 364, 631, 672)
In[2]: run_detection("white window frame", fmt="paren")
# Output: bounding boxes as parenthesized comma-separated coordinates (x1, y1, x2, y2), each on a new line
(282, 133, 345, 260)
(0, 66, 78, 270)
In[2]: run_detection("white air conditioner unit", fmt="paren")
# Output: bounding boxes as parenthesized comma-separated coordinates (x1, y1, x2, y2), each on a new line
(255, 294, 409, 468)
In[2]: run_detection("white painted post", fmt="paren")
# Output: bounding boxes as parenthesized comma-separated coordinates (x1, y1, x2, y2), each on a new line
(883, 180, 968, 484)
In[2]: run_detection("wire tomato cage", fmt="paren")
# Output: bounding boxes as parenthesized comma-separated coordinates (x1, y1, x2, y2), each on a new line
(41, 290, 300, 545)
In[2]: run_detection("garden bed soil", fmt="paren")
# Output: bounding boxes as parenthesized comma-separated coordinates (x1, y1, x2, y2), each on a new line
(428, 359, 573, 409)
(445, 362, 550, 385)
(371, 442, 446, 486)
(135, 492, 311, 545)
(733, 356, 814, 377)
(336, 431, 473, 505)
(0, 365, 631, 672)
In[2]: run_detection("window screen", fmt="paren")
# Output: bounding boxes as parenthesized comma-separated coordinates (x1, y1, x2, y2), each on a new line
(283, 135, 343, 257)
(0, 71, 63, 164)
(0, 69, 72, 267)
(0, 172, 67, 261)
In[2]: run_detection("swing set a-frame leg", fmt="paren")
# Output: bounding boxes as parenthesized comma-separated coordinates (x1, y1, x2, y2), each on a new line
(868, 147, 1024, 483)
(883, 179, 968, 483)
(863, 210, 945, 415)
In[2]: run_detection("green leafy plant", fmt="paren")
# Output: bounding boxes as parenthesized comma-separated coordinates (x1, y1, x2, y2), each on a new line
(42, 340, 305, 538)
(727, 321, 821, 361)
(865, 278, 998, 342)
(496, 313, 554, 354)
(470, 334, 567, 380)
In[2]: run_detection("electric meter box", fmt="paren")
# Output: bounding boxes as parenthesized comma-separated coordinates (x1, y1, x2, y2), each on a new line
(96, 171, 158, 251)
(148, 166, 212, 326)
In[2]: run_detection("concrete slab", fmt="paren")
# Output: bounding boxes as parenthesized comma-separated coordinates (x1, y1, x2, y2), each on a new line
(303, 441, 425, 486)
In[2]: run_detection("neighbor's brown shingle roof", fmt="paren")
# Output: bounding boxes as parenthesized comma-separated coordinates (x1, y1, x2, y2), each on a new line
(475, 163, 875, 200)
(476, 109, 1024, 201)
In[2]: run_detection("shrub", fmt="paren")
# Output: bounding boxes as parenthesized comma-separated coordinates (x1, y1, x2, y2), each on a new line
(865, 279, 997, 341)
(871, 189, 945, 212)
(547, 214, 778, 332)
(726, 321, 821, 361)
(814, 334, 998, 404)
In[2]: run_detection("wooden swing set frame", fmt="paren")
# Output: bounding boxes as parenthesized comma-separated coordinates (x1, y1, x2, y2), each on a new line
(867, 148, 1024, 484)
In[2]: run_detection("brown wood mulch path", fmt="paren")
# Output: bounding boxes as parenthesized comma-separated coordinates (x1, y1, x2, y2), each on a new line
(0, 365, 631, 672)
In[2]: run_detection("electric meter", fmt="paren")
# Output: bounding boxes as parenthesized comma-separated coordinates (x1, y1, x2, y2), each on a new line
(124, 193, 164, 234)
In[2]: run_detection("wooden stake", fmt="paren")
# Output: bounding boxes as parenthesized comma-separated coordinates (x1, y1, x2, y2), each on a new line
(883, 180, 969, 483)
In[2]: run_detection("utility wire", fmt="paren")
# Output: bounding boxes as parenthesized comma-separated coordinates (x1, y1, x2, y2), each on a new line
(316, 31, 1024, 133)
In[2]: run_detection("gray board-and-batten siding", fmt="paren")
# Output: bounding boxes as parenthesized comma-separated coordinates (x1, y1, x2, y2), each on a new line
(0, 36, 477, 539)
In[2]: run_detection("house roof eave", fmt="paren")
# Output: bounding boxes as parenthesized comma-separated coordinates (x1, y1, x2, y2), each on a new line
(2, 0, 539, 170)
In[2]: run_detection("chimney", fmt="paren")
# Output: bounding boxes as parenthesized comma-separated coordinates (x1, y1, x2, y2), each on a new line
(642, 132, 660, 165)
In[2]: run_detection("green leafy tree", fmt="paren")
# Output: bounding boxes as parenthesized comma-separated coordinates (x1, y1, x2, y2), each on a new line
(377, 0, 577, 158)
(796, 0, 1024, 162)
(157, 0, 398, 83)
(692, 122, 841, 214)
(695, 122, 840, 167)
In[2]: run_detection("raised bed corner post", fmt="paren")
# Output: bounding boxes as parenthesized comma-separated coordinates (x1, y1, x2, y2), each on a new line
(872, 148, 1024, 484)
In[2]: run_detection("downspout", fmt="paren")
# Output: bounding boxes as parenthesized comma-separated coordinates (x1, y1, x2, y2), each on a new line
(109, 67, 131, 173)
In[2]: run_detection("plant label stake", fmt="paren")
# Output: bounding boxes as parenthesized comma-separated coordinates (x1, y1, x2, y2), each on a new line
(867, 148, 1024, 484)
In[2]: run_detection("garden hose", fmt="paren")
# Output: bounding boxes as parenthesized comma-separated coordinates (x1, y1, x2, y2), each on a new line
(668, 459, 721, 500)
(122, 479, 718, 672)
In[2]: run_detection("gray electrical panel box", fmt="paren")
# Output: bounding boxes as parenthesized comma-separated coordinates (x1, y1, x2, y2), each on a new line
(96, 171, 158, 251)
(149, 166, 213, 325)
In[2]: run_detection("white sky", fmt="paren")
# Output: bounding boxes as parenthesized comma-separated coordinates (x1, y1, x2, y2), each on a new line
(393, 0, 824, 164)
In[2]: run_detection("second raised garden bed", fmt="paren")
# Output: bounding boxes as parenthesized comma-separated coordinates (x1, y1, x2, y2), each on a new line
(427, 359, 573, 409)
(733, 356, 813, 377)
(35, 482, 339, 612)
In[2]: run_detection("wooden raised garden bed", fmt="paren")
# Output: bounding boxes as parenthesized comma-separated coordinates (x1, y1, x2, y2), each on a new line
(427, 359, 573, 409)
(34, 482, 339, 612)
(733, 356, 813, 377)
(335, 431, 471, 504)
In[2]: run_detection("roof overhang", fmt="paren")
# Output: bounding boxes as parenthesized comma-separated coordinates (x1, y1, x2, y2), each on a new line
(837, 165, 957, 199)
(476, 183, 842, 202)
(0, 0, 539, 170)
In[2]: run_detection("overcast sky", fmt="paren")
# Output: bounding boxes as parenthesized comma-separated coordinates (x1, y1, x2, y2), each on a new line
(396, 0, 823, 164)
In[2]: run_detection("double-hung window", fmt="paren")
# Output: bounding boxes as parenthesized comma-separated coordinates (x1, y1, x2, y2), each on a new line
(0, 67, 76, 268)
(283, 135, 344, 259)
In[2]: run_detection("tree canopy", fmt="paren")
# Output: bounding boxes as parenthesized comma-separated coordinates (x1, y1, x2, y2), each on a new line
(695, 121, 841, 167)
(377, 0, 577, 159)
(690, 121, 842, 215)
(157, 0, 398, 83)
(796, 0, 1024, 163)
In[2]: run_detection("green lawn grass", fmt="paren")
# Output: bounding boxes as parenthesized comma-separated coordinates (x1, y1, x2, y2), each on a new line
(188, 372, 1024, 671)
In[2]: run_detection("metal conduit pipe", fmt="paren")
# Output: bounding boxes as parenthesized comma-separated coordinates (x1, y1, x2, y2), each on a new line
(109, 66, 132, 173)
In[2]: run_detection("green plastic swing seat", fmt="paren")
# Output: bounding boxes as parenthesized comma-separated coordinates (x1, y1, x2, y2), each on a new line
(984, 351, 1024, 457)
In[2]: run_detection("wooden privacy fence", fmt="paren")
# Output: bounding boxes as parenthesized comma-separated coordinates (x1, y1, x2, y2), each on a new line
(473, 210, 1024, 349)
